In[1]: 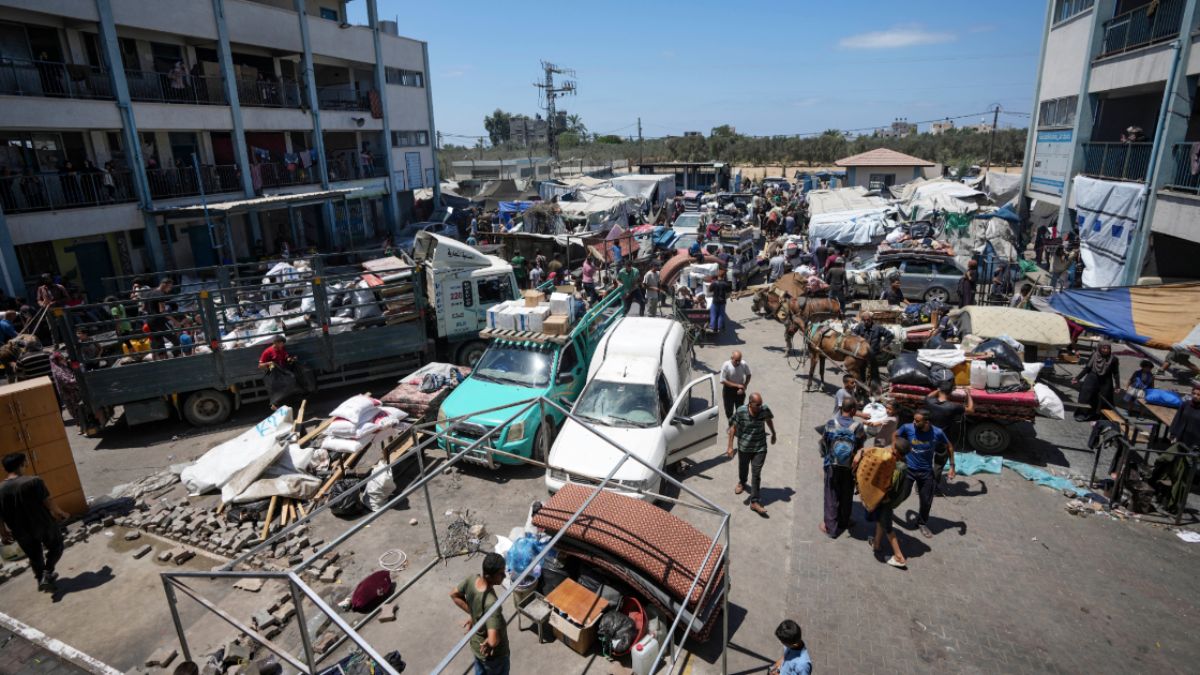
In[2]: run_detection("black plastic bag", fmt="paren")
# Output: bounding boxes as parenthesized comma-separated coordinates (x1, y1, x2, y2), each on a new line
(225, 497, 272, 525)
(929, 365, 954, 388)
(975, 338, 1023, 373)
(924, 334, 949, 349)
(329, 478, 368, 519)
(888, 352, 932, 387)
(265, 366, 303, 407)
(596, 610, 638, 655)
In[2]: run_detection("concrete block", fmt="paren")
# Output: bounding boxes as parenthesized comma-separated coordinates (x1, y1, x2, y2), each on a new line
(378, 602, 398, 623)
(318, 566, 341, 583)
(124, 530, 141, 541)
(313, 632, 339, 654)
(233, 578, 264, 593)
(144, 647, 177, 668)
(268, 591, 291, 613)
(101, 516, 116, 527)
(252, 610, 278, 631)
(157, 550, 174, 562)
(272, 601, 295, 625)
(172, 549, 195, 565)
(132, 545, 152, 560)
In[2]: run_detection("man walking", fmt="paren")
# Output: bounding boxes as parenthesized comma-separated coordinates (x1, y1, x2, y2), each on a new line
(449, 552, 510, 675)
(642, 262, 662, 317)
(895, 408, 955, 538)
(726, 393, 776, 516)
(0, 453, 69, 592)
(708, 269, 732, 334)
(720, 351, 752, 421)
(617, 258, 644, 316)
(852, 312, 893, 393)
(818, 399, 866, 537)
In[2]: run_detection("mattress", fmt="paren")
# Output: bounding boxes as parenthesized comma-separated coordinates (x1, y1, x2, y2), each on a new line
(380, 383, 450, 421)
(532, 484, 725, 609)
(889, 383, 1037, 421)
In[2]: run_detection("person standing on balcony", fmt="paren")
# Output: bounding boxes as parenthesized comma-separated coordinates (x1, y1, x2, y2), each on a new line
(360, 145, 374, 178)
(101, 161, 117, 202)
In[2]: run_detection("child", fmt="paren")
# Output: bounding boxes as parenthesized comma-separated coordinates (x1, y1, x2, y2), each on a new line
(769, 620, 812, 675)
(1124, 359, 1155, 404)
(868, 438, 913, 569)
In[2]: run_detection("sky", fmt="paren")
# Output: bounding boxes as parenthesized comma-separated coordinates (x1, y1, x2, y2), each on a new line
(348, 0, 1047, 143)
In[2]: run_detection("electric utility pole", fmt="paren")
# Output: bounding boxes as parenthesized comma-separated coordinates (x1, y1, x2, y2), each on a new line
(534, 60, 576, 160)
(638, 117, 643, 167)
(985, 104, 1001, 173)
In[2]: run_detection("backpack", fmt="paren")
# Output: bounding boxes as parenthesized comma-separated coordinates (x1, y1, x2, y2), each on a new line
(825, 421, 861, 467)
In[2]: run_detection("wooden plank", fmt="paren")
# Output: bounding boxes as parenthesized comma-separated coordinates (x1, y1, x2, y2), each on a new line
(261, 496, 279, 540)
(296, 418, 334, 448)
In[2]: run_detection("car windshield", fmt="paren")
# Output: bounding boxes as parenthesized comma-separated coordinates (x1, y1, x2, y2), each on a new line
(572, 380, 660, 428)
(674, 214, 701, 230)
(396, 224, 424, 240)
(675, 234, 698, 250)
(472, 346, 553, 388)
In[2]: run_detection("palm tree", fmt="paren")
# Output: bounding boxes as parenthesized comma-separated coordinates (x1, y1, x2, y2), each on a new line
(566, 114, 587, 136)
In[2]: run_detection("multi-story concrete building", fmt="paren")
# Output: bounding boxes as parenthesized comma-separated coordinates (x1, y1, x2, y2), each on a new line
(0, 0, 439, 301)
(509, 115, 548, 147)
(1018, 0, 1200, 282)
(930, 119, 955, 135)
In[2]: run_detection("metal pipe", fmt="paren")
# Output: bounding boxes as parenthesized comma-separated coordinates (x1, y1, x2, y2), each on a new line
(415, 436, 443, 559)
(288, 578, 318, 671)
(286, 572, 401, 674)
(161, 576, 192, 664)
(166, 578, 308, 671)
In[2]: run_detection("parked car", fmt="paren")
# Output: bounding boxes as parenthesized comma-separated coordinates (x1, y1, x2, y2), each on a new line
(545, 317, 718, 499)
(672, 212, 704, 235)
(848, 253, 965, 304)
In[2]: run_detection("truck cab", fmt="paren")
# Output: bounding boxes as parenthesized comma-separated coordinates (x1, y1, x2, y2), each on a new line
(436, 289, 625, 467)
(413, 231, 518, 365)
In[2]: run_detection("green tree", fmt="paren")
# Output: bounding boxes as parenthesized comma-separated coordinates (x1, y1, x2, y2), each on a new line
(483, 109, 513, 146)
(566, 114, 588, 136)
(710, 124, 737, 138)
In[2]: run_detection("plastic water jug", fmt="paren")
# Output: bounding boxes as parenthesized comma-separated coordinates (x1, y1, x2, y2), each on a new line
(986, 364, 1002, 389)
(631, 634, 661, 675)
(969, 361, 988, 390)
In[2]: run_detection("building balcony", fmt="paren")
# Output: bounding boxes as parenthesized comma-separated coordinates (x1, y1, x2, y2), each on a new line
(125, 69, 228, 106)
(0, 58, 114, 100)
(316, 85, 371, 111)
(146, 164, 242, 199)
(236, 77, 305, 108)
(1099, 0, 1185, 58)
(1081, 141, 1153, 182)
(1163, 142, 1200, 193)
(0, 170, 136, 214)
(255, 161, 320, 189)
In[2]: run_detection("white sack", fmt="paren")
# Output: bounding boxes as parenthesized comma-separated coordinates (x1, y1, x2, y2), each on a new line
(365, 460, 396, 511)
(917, 348, 966, 369)
(181, 407, 294, 495)
(330, 395, 382, 427)
(1034, 383, 1066, 420)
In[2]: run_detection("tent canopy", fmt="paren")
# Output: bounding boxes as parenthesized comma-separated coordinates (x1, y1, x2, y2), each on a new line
(1047, 283, 1200, 352)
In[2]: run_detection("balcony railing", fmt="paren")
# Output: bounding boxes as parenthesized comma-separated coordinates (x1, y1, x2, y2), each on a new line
(255, 161, 320, 189)
(1099, 0, 1185, 57)
(316, 85, 371, 111)
(1164, 142, 1200, 193)
(0, 170, 136, 213)
(0, 58, 113, 100)
(146, 164, 241, 199)
(327, 155, 387, 181)
(126, 69, 227, 105)
(236, 77, 304, 108)
(1082, 141, 1153, 182)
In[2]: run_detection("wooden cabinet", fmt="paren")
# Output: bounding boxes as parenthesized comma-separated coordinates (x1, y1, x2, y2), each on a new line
(0, 378, 87, 515)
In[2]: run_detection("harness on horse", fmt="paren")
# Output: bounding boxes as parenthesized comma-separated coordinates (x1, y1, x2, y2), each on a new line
(806, 321, 869, 360)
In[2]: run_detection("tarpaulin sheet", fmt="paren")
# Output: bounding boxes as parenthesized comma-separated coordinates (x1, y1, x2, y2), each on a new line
(1047, 282, 1200, 351)
(1071, 175, 1146, 288)
(1001, 459, 1090, 497)
(808, 208, 889, 245)
(954, 452, 1003, 476)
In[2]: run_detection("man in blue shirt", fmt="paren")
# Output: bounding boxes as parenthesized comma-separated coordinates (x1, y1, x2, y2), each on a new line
(770, 619, 812, 675)
(895, 408, 956, 538)
(0, 310, 18, 341)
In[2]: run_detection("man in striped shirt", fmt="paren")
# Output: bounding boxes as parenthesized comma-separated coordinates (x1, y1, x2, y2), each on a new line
(726, 392, 777, 516)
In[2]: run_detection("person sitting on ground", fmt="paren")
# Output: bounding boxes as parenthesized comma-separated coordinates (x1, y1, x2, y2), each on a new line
(768, 619, 812, 675)
(867, 437, 913, 570)
(1124, 359, 1155, 405)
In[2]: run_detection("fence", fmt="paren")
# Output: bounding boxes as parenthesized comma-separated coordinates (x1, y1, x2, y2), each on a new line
(0, 170, 136, 213)
(1165, 142, 1200, 194)
(125, 68, 227, 105)
(145, 164, 242, 199)
(315, 85, 371, 111)
(1099, 0, 1185, 57)
(236, 77, 304, 108)
(1081, 141, 1152, 182)
(0, 57, 113, 99)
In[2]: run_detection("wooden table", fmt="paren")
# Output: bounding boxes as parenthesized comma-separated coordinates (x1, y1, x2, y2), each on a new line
(544, 578, 609, 627)
(1140, 402, 1177, 443)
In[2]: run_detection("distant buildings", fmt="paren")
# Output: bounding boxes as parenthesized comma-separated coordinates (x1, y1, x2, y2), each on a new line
(835, 148, 935, 190)
(509, 111, 569, 147)
(683, 131, 703, 138)
(877, 118, 917, 139)
(930, 119, 955, 135)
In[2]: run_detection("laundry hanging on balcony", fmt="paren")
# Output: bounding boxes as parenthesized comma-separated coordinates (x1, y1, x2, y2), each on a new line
(1070, 175, 1146, 288)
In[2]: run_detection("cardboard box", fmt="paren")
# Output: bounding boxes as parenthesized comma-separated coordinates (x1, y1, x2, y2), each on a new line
(549, 292, 572, 317)
(486, 301, 513, 329)
(542, 314, 570, 336)
(496, 306, 521, 331)
(555, 284, 577, 295)
(523, 305, 551, 332)
(545, 578, 609, 656)
(522, 289, 544, 307)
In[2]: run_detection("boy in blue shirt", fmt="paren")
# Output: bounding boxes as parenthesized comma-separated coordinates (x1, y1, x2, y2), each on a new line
(770, 619, 812, 675)
(895, 408, 955, 539)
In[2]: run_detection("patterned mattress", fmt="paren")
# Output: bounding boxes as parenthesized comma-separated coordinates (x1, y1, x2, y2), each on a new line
(532, 484, 726, 609)
(889, 383, 1037, 421)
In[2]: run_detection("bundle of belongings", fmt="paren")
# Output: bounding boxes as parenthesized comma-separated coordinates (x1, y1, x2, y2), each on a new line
(319, 394, 408, 456)
(382, 362, 465, 421)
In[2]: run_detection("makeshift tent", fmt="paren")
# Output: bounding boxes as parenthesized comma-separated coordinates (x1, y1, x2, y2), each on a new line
(1047, 283, 1200, 353)
(498, 201, 534, 227)
(538, 175, 610, 202)
(897, 178, 988, 218)
(610, 174, 677, 208)
(807, 186, 886, 215)
(477, 179, 539, 211)
(558, 185, 639, 231)
(1071, 175, 1146, 287)
(981, 171, 1021, 205)
(809, 208, 890, 246)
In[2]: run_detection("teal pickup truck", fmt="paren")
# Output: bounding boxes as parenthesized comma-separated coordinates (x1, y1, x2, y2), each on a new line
(437, 289, 624, 467)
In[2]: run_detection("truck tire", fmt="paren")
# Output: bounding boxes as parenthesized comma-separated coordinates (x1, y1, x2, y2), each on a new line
(967, 421, 1010, 454)
(531, 418, 556, 463)
(456, 340, 488, 368)
(183, 389, 233, 427)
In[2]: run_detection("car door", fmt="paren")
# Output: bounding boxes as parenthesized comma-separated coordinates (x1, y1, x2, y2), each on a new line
(551, 340, 586, 413)
(663, 375, 719, 462)
(900, 261, 934, 298)
(932, 263, 961, 299)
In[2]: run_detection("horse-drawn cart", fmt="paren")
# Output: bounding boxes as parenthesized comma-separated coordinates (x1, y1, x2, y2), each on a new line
(888, 382, 1038, 453)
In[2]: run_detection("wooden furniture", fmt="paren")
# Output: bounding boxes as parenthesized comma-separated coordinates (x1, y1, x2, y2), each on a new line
(514, 591, 553, 644)
(0, 378, 87, 515)
(545, 577, 610, 655)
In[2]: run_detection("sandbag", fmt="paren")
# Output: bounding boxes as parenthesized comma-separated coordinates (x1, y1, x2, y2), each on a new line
(330, 395, 383, 427)
(888, 353, 932, 387)
(974, 338, 1023, 373)
(1033, 383, 1065, 420)
(365, 460, 396, 511)
(855, 447, 896, 512)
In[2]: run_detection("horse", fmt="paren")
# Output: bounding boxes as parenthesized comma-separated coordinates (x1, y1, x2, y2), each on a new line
(797, 320, 871, 392)
(781, 296, 843, 349)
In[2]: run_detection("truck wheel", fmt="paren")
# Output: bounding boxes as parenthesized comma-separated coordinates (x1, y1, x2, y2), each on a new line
(456, 340, 488, 368)
(967, 422, 1010, 454)
(183, 389, 232, 427)
(531, 418, 556, 463)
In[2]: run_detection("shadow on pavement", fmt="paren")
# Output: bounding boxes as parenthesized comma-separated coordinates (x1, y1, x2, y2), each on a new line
(51, 564, 114, 602)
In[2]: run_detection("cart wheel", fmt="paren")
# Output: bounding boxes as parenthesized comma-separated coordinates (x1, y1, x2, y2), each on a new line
(183, 389, 232, 427)
(967, 421, 1010, 454)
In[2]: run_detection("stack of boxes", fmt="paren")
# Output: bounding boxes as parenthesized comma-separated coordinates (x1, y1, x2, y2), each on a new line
(485, 289, 577, 335)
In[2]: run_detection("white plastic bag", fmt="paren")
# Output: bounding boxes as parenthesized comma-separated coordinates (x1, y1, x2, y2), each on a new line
(917, 348, 966, 369)
(330, 395, 382, 426)
(321, 435, 370, 454)
(365, 460, 396, 511)
(1033, 383, 1065, 420)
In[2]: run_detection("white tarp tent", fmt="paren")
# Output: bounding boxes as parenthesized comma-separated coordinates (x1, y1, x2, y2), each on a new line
(809, 207, 891, 245)
(610, 174, 677, 208)
(558, 185, 640, 230)
(1071, 175, 1146, 287)
(899, 178, 988, 217)
(807, 186, 887, 215)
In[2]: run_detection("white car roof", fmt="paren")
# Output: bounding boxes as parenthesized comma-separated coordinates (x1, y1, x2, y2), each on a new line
(591, 356, 661, 385)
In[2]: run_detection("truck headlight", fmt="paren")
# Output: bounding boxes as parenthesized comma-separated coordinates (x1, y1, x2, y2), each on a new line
(506, 421, 526, 443)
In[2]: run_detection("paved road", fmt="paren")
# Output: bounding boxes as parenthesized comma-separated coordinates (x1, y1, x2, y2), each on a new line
(0, 627, 92, 675)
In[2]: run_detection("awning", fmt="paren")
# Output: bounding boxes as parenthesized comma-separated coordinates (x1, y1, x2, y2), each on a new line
(149, 187, 364, 216)
(1047, 283, 1200, 352)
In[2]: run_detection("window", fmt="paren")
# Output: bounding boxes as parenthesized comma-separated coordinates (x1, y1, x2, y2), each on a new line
(319, 7, 339, 21)
(477, 276, 512, 305)
(384, 67, 424, 87)
(656, 374, 673, 421)
(904, 262, 933, 275)
(1038, 96, 1078, 128)
(391, 130, 429, 147)
(1054, 0, 1094, 24)
(558, 343, 579, 374)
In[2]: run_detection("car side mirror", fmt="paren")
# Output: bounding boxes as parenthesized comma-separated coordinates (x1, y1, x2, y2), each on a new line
(672, 415, 694, 426)
(556, 373, 574, 385)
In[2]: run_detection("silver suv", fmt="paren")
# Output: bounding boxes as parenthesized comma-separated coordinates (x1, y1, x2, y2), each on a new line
(848, 254, 966, 304)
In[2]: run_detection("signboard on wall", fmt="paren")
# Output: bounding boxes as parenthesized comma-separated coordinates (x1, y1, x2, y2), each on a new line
(405, 152, 423, 190)
(425, 168, 435, 189)
(1029, 129, 1073, 196)
(393, 170, 405, 191)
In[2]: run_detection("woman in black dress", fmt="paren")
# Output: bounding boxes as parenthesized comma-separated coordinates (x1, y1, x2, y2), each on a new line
(1073, 340, 1120, 421)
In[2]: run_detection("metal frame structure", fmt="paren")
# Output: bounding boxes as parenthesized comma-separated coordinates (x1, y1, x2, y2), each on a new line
(161, 395, 731, 674)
